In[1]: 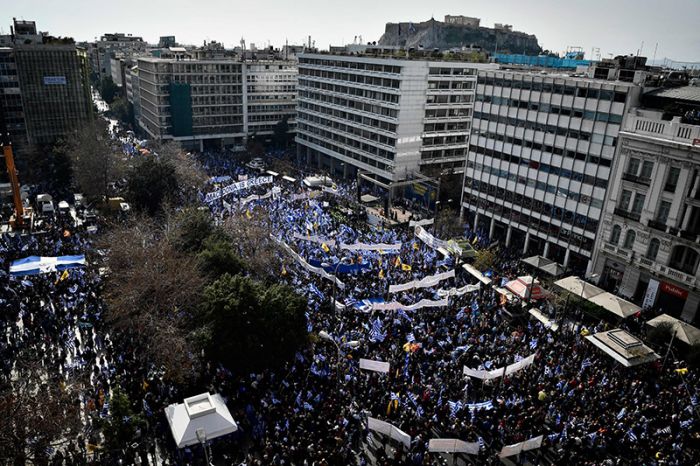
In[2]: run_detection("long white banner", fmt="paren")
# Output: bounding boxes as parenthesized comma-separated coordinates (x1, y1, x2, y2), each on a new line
(205, 176, 274, 202)
(463, 353, 536, 380)
(367, 417, 411, 448)
(389, 269, 455, 294)
(272, 236, 345, 289)
(428, 439, 479, 454)
(437, 284, 481, 297)
(370, 297, 449, 312)
(498, 435, 543, 458)
(359, 358, 390, 373)
(415, 225, 448, 250)
(292, 233, 336, 247)
(240, 190, 272, 206)
(340, 242, 402, 252)
(409, 218, 434, 228)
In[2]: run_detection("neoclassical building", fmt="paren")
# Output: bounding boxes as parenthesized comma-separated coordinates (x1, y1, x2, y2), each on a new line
(592, 87, 700, 323)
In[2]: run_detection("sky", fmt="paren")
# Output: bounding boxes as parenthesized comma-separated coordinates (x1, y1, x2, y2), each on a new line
(3, 0, 699, 63)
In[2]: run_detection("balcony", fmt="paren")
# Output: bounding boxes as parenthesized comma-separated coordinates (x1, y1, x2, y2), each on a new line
(647, 219, 668, 233)
(633, 256, 698, 288)
(622, 172, 651, 186)
(623, 112, 700, 144)
(614, 208, 641, 222)
(679, 230, 699, 242)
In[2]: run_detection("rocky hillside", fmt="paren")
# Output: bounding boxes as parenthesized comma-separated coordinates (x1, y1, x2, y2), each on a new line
(378, 18, 541, 55)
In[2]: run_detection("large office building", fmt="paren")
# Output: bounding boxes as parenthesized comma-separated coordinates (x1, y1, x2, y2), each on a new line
(591, 86, 700, 323)
(0, 19, 92, 153)
(461, 65, 647, 271)
(136, 57, 297, 149)
(93, 33, 147, 81)
(295, 50, 495, 183)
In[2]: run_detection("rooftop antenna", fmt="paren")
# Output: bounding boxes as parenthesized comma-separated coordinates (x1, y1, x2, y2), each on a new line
(652, 42, 658, 65)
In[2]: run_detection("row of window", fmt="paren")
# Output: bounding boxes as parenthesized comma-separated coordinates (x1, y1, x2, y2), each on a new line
(468, 160, 603, 209)
(479, 75, 628, 102)
(422, 134, 468, 146)
(247, 104, 296, 113)
(626, 156, 681, 193)
(421, 148, 467, 160)
(297, 100, 397, 133)
(424, 107, 472, 119)
(299, 67, 401, 89)
(297, 132, 393, 173)
(463, 189, 595, 251)
(476, 95, 624, 123)
(297, 121, 395, 160)
(298, 90, 398, 118)
(299, 58, 401, 75)
(475, 131, 613, 168)
(298, 112, 397, 147)
(427, 94, 474, 105)
(473, 111, 618, 146)
(428, 67, 477, 76)
(424, 121, 471, 133)
(469, 144, 609, 190)
(299, 77, 400, 104)
(428, 80, 475, 90)
(465, 178, 599, 233)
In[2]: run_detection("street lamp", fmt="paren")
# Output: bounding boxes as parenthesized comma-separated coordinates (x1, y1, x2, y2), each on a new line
(318, 330, 360, 382)
(195, 428, 211, 466)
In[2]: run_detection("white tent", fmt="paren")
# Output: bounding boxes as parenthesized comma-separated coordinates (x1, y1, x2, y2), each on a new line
(647, 314, 700, 346)
(554, 276, 605, 300)
(164, 393, 238, 448)
(588, 292, 641, 319)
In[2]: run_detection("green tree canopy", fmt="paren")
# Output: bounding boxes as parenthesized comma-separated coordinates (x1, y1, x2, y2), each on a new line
(127, 158, 179, 215)
(201, 274, 307, 372)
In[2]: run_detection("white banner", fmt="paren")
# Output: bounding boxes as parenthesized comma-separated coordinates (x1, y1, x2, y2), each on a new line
(370, 298, 449, 312)
(340, 242, 402, 252)
(642, 279, 660, 309)
(504, 353, 536, 376)
(240, 190, 272, 206)
(322, 185, 340, 196)
(415, 225, 448, 251)
(291, 192, 309, 201)
(498, 435, 543, 458)
(389, 269, 455, 294)
(359, 358, 390, 373)
(205, 176, 274, 202)
(409, 218, 434, 228)
(292, 233, 336, 247)
(272, 236, 345, 289)
(367, 417, 411, 448)
(428, 439, 480, 454)
(437, 284, 480, 297)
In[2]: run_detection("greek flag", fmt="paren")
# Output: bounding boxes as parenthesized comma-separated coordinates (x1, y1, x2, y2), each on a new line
(544, 366, 552, 378)
(656, 426, 671, 435)
(391, 392, 400, 402)
(530, 338, 538, 349)
(448, 400, 463, 418)
(437, 388, 444, 407)
(617, 407, 626, 420)
(580, 358, 593, 370)
(303, 402, 314, 411)
(626, 429, 637, 442)
(370, 318, 386, 343)
(397, 309, 413, 322)
(547, 433, 559, 443)
(478, 436, 485, 450)
(680, 419, 693, 429)
(587, 431, 597, 442)
(471, 301, 479, 311)
(455, 308, 466, 320)
(406, 333, 415, 343)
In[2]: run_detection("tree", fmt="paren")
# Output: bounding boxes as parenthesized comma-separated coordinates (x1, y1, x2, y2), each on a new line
(65, 120, 123, 201)
(152, 141, 207, 195)
(198, 235, 246, 280)
(126, 157, 179, 215)
(0, 357, 83, 465)
(201, 273, 307, 372)
(473, 249, 496, 272)
(99, 76, 119, 104)
(109, 97, 133, 127)
(97, 387, 146, 456)
(434, 207, 463, 239)
(169, 207, 216, 253)
(222, 211, 282, 278)
(101, 216, 206, 381)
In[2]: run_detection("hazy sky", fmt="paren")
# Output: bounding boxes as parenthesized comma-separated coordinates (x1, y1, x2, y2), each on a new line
(3, 0, 699, 62)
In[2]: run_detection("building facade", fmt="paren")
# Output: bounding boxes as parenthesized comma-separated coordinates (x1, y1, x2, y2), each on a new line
(295, 52, 494, 183)
(95, 33, 146, 81)
(591, 100, 700, 324)
(136, 57, 297, 150)
(0, 47, 27, 151)
(461, 68, 643, 271)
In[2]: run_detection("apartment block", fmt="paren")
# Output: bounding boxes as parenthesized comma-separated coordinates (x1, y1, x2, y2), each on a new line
(591, 86, 700, 323)
(295, 51, 494, 184)
(461, 68, 643, 272)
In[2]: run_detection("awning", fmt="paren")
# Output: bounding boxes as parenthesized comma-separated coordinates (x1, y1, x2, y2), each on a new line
(266, 170, 279, 177)
(585, 329, 659, 367)
(361, 194, 380, 203)
(164, 393, 237, 448)
(588, 292, 641, 319)
(521, 255, 565, 276)
(554, 276, 605, 300)
(493, 287, 516, 301)
(647, 314, 700, 345)
(505, 276, 548, 300)
(463, 263, 492, 285)
(282, 175, 297, 182)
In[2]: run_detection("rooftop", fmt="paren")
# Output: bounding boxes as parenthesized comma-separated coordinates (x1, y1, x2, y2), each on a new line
(646, 85, 700, 104)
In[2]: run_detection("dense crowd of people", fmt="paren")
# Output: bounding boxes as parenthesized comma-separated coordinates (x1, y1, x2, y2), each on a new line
(1, 147, 699, 465)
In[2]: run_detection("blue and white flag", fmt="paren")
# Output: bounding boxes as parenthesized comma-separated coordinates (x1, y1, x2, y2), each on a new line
(626, 429, 638, 442)
(370, 318, 386, 343)
(448, 400, 463, 418)
(580, 358, 593, 370)
(10, 255, 86, 276)
(617, 407, 626, 420)
(406, 333, 415, 343)
(529, 339, 538, 350)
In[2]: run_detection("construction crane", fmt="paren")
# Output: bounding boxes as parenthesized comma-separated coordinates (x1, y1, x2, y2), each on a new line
(0, 102, 25, 228)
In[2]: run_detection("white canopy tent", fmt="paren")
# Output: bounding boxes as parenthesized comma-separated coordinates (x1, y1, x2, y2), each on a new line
(647, 314, 700, 346)
(554, 276, 605, 300)
(585, 329, 659, 367)
(588, 292, 641, 319)
(164, 393, 238, 448)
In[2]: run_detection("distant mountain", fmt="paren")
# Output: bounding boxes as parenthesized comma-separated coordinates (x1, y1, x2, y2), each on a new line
(378, 17, 541, 55)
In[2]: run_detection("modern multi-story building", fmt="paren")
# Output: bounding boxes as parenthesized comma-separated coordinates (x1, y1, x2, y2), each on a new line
(94, 33, 147, 81)
(461, 66, 645, 272)
(136, 57, 297, 149)
(295, 51, 495, 183)
(591, 86, 700, 323)
(0, 47, 27, 151)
